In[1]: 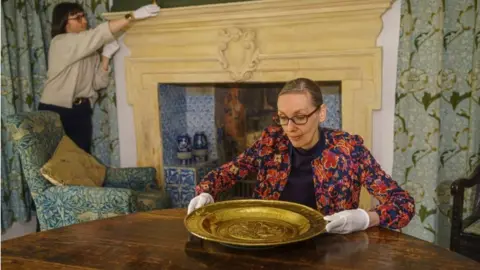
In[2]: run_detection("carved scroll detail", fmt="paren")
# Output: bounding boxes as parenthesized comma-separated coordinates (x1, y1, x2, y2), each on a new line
(218, 27, 260, 82)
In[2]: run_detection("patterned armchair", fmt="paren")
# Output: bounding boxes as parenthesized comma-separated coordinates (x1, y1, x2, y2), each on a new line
(5, 111, 171, 231)
(450, 164, 480, 262)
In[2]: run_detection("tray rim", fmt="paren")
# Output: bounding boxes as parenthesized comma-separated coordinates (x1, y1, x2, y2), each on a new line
(184, 199, 326, 247)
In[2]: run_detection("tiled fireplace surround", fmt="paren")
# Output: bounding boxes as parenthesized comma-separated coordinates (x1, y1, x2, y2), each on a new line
(159, 84, 341, 207)
(104, 0, 392, 209)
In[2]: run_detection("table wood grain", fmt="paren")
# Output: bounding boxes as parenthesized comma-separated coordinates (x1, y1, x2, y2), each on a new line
(2, 209, 479, 269)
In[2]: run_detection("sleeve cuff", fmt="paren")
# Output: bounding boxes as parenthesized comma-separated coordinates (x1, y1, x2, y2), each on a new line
(373, 204, 403, 229)
(99, 64, 111, 75)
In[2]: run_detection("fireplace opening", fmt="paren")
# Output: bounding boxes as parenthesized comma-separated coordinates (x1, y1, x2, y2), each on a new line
(159, 81, 341, 207)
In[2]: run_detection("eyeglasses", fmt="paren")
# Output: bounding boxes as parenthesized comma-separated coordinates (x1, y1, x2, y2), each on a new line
(68, 13, 85, 22)
(274, 106, 320, 126)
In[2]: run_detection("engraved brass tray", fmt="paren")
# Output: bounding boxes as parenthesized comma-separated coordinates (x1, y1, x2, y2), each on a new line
(184, 199, 326, 247)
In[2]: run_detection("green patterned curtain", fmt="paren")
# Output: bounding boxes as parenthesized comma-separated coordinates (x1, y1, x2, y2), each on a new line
(1, 0, 119, 233)
(394, 0, 480, 247)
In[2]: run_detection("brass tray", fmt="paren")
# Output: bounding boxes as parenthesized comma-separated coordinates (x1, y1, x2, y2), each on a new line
(184, 199, 326, 247)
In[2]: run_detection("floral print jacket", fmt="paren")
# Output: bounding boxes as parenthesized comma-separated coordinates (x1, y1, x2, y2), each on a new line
(196, 126, 415, 230)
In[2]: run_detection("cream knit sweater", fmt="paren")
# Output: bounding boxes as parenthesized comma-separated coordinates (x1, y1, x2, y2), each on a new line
(40, 22, 115, 108)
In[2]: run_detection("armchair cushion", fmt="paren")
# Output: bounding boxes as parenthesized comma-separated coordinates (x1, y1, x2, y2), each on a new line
(104, 167, 172, 211)
(104, 167, 158, 192)
(35, 185, 137, 231)
(40, 136, 106, 187)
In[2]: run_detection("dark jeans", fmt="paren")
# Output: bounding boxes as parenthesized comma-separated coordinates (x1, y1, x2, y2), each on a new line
(38, 100, 93, 153)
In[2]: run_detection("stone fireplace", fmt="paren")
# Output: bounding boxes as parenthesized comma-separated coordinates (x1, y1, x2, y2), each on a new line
(104, 0, 393, 209)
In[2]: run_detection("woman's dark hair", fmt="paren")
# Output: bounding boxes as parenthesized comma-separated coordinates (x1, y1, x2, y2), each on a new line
(51, 2, 85, 38)
(278, 78, 323, 107)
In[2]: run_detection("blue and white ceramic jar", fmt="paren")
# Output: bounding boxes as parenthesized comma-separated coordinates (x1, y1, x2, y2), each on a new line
(193, 132, 208, 162)
(176, 133, 192, 165)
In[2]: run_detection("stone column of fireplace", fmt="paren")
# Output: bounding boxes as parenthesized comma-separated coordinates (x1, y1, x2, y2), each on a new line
(104, 0, 394, 210)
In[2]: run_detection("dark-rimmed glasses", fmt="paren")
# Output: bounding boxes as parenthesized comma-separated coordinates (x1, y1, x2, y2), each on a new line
(274, 106, 320, 126)
(68, 13, 86, 22)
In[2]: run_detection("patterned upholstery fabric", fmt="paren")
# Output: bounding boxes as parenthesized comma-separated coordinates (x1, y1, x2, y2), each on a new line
(5, 111, 170, 231)
(104, 168, 171, 211)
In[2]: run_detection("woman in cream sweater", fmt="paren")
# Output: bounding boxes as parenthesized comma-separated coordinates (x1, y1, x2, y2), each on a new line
(38, 2, 160, 153)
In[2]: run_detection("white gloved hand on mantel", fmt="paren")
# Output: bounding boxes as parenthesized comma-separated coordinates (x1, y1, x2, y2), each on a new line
(324, 209, 370, 234)
(133, 4, 160, 20)
(187, 193, 214, 215)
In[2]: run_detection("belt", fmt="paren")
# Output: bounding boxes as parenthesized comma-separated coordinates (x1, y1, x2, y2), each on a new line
(73, 97, 89, 105)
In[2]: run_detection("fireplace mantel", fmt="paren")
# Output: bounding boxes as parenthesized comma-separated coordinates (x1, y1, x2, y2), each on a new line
(104, 0, 392, 209)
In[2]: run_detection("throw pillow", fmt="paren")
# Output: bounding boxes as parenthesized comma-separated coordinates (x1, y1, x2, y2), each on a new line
(40, 136, 106, 187)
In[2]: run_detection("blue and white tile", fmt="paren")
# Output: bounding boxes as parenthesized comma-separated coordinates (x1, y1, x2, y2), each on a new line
(161, 113, 187, 165)
(321, 91, 342, 130)
(186, 94, 218, 160)
(158, 84, 186, 112)
(159, 84, 188, 165)
(164, 167, 196, 208)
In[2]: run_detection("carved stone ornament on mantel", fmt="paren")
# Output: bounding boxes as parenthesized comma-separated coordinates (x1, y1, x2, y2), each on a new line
(217, 27, 260, 82)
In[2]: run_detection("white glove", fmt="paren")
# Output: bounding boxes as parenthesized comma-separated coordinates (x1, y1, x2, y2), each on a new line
(324, 209, 370, 234)
(133, 4, 160, 20)
(102, 40, 120, 58)
(187, 193, 214, 215)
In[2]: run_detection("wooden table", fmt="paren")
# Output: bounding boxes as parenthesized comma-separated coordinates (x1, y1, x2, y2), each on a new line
(2, 209, 479, 269)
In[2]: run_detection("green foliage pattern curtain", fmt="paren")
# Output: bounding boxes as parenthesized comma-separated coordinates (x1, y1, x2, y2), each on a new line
(394, 0, 480, 247)
(1, 0, 119, 232)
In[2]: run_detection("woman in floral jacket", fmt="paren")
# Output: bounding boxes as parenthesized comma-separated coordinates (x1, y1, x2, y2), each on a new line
(188, 78, 415, 234)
